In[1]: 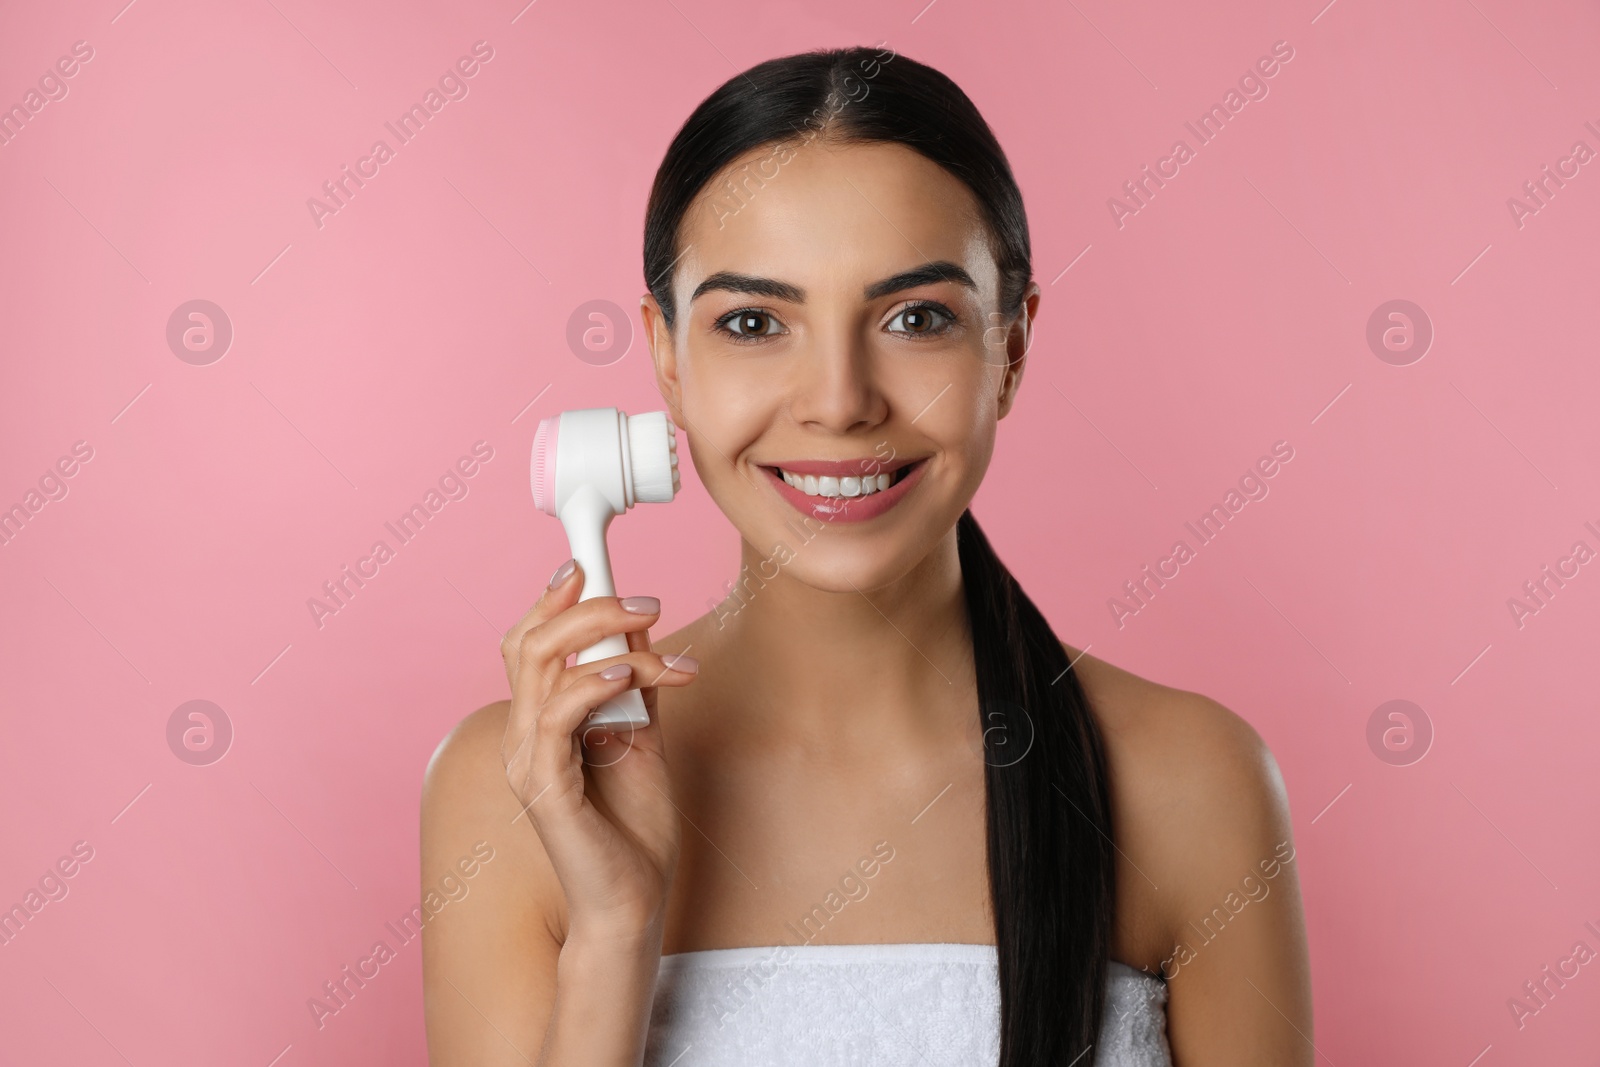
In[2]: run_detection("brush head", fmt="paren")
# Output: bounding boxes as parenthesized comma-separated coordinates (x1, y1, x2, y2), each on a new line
(530, 408, 679, 518)
(626, 410, 680, 504)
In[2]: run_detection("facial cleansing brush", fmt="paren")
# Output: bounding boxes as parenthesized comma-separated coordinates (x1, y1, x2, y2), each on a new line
(531, 407, 680, 728)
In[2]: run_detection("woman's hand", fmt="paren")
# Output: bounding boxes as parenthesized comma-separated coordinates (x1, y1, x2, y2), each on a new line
(499, 558, 696, 950)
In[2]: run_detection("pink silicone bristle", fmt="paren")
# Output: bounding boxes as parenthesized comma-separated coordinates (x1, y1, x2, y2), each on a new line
(531, 415, 560, 516)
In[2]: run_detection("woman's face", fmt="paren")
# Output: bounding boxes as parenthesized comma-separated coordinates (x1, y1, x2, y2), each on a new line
(644, 138, 1039, 592)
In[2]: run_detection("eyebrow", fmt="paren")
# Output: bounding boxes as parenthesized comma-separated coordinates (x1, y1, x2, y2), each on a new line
(689, 260, 978, 304)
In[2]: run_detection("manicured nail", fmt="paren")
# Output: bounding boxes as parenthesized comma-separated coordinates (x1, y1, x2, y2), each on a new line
(662, 653, 699, 673)
(620, 596, 660, 614)
(548, 558, 577, 590)
(599, 663, 633, 681)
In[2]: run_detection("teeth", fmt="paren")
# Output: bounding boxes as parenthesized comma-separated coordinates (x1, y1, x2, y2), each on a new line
(777, 467, 900, 497)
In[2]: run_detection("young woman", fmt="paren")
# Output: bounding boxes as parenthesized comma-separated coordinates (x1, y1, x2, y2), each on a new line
(421, 45, 1312, 1067)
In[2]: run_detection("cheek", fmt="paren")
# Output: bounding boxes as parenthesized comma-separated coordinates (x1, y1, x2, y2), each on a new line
(911, 388, 995, 506)
(899, 353, 997, 445)
(679, 354, 780, 467)
(955, 388, 999, 474)
(952, 410, 998, 487)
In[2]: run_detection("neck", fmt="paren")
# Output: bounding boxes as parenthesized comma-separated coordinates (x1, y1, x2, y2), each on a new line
(706, 522, 976, 745)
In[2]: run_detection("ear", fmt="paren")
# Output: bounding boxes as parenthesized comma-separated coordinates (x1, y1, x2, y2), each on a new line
(995, 281, 1041, 420)
(641, 294, 683, 419)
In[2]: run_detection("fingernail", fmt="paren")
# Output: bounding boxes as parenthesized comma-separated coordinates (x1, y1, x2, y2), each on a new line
(600, 663, 633, 681)
(662, 653, 699, 673)
(620, 596, 661, 614)
(548, 559, 577, 590)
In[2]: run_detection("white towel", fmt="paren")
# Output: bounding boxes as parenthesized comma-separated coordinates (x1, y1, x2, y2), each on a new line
(645, 942, 1172, 1066)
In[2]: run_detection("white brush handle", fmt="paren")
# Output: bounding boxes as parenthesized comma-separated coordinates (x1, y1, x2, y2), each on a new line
(559, 484, 649, 728)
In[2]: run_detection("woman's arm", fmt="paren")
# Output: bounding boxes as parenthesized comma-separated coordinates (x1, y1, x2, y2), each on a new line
(420, 563, 695, 1065)
(420, 701, 665, 1065)
(1131, 692, 1314, 1066)
(421, 700, 563, 1063)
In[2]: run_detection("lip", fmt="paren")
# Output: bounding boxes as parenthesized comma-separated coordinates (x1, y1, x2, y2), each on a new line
(759, 457, 929, 524)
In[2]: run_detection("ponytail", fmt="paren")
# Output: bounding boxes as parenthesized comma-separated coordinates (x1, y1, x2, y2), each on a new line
(958, 509, 1115, 1063)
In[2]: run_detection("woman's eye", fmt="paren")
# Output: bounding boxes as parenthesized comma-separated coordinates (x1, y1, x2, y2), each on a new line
(887, 303, 955, 336)
(717, 309, 785, 341)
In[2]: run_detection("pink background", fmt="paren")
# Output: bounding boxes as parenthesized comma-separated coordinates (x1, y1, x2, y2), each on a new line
(2, 0, 1597, 1063)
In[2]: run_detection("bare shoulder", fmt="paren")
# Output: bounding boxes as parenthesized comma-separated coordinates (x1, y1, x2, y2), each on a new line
(1062, 643, 1299, 970)
(421, 699, 564, 926)
(1068, 644, 1285, 815)
(422, 698, 510, 807)
(422, 700, 508, 799)
(421, 699, 515, 845)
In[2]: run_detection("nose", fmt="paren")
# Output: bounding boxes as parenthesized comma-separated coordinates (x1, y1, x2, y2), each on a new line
(787, 330, 888, 436)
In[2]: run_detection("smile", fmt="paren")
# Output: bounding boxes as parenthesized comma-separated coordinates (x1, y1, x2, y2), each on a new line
(773, 464, 912, 498)
(758, 457, 927, 523)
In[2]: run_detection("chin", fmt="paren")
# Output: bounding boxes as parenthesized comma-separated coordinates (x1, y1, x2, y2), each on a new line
(757, 501, 958, 595)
